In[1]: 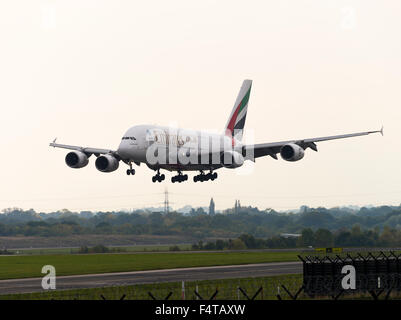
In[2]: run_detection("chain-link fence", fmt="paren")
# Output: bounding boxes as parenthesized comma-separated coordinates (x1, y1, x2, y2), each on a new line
(300, 251, 401, 299)
(1, 275, 305, 300)
(2, 275, 401, 300)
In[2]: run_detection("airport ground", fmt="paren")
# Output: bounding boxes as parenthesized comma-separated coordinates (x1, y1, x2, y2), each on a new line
(0, 273, 303, 300)
(0, 247, 399, 299)
(2, 271, 400, 300)
(0, 250, 301, 280)
(0, 249, 303, 298)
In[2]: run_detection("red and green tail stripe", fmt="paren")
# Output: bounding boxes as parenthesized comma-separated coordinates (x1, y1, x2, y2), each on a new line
(226, 86, 251, 137)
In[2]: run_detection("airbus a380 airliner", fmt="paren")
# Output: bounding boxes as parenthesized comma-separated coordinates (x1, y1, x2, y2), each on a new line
(50, 80, 383, 183)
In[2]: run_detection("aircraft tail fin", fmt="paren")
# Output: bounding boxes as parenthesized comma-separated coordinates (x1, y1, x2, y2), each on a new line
(224, 79, 252, 141)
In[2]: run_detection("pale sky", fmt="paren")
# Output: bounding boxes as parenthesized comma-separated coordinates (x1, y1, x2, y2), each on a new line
(0, 0, 400, 213)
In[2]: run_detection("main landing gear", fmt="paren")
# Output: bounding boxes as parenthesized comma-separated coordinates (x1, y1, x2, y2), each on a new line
(171, 171, 188, 183)
(193, 171, 217, 182)
(126, 162, 135, 175)
(152, 169, 165, 183)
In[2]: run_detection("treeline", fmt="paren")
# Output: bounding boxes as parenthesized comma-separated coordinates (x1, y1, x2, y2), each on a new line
(193, 234, 297, 250)
(0, 205, 401, 245)
(194, 226, 401, 250)
(78, 245, 126, 254)
(0, 249, 14, 255)
(296, 225, 401, 248)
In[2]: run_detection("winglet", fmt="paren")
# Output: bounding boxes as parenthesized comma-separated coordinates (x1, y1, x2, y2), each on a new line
(380, 126, 384, 136)
(50, 138, 57, 147)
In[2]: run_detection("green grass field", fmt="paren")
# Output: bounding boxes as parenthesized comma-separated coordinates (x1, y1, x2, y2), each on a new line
(0, 251, 300, 280)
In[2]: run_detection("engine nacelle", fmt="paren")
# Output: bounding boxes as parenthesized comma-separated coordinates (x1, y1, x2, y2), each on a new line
(95, 154, 119, 173)
(221, 151, 244, 168)
(65, 151, 89, 169)
(280, 143, 305, 162)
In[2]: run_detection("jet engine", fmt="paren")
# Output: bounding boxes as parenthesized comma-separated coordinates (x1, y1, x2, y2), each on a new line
(95, 154, 119, 172)
(280, 143, 305, 162)
(221, 151, 244, 168)
(65, 151, 89, 169)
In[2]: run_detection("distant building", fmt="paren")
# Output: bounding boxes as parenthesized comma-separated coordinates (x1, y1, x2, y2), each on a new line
(209, 198, 215, 215)
(280, 233, 301, 238)
(300, 205, 309, 213)
(234, 199, 241, 213)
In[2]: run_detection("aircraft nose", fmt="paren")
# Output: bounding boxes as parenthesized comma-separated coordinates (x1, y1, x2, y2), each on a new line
(117, 142, 130, 159)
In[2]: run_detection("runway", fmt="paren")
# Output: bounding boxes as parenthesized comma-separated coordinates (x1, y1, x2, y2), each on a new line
(0, 261, 302, 295)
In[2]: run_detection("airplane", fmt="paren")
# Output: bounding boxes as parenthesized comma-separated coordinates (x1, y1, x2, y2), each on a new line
(49, 80, 383, 183)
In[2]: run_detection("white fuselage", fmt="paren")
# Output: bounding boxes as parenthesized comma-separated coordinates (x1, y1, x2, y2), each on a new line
(117, 125, 243, 172)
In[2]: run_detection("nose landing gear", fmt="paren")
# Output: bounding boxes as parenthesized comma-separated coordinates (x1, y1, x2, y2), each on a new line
(126, 162, 135, 175)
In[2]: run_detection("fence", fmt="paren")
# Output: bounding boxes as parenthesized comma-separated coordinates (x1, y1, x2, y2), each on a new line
(300, 251, 401, 299)
(1, 275, 305, 300)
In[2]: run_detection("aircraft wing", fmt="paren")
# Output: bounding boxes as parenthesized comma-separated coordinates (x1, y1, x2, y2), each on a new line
(49, 141, 116, 157)
(243, 127, 383, 160)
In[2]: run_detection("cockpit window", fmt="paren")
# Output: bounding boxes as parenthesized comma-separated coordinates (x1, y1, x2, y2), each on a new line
(122, 137, 136, 140)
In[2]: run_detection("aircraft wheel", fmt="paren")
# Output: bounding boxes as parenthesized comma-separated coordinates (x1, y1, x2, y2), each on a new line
(152, 176, 156, 183)
(213, 172, 217, 179)
(193, 176, 198, 182)
(130, 169, 135, 175)
(161, 174, 165, 181)
(127, 169, 131, 175)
